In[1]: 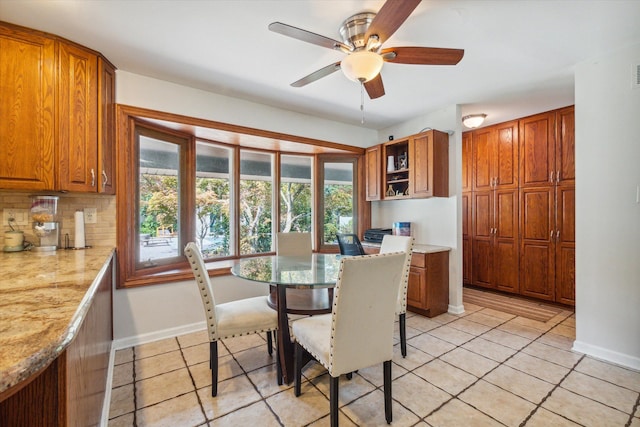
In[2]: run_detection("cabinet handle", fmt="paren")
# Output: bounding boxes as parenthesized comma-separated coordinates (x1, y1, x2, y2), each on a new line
(495, 177, 499, 186)
(556, 229, 560, 241)
(102, 170, 108, 190)
(556, 171, 560, 183)
(550, 230, 554, 239)
(550, 171, 554, 183)
(91, 168, 96, 187)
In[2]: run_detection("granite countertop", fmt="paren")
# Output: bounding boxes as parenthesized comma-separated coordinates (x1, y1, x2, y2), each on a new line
(0, 247, 114, 396)
(362, 241, 451, 253)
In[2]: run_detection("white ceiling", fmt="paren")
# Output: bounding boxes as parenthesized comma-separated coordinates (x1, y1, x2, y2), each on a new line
(1, 0, 639, 130)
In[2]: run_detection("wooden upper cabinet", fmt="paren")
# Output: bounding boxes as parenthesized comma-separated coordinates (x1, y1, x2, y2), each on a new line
(519, 111, 555, 187)
(410, 130, 448, 198)
(0, 25, 55, 190)
(472, 120, 518, 191)
(462, 132, 472, 192)
(378, 129, 449, 200)
(0, 22, 116, 194)
(556, 105, 575, 186)
(365, 145, 381, 201)
(98, 57, 116, 195)
(57, 42, 98, 192)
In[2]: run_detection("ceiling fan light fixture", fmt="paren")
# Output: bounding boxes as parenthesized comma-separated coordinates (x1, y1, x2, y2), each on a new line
(341, 50, 383, 82)
(462, 114, 487, 128)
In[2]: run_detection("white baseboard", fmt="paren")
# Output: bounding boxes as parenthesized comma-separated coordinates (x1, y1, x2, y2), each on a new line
(100, 344, 116, 427)
(573, 340, 640, 371)
(112, 321, 207, 350)
(448, 303, 465, 315)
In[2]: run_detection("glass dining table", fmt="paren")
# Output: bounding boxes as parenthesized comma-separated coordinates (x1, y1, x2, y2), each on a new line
(231, 253, 344, 384)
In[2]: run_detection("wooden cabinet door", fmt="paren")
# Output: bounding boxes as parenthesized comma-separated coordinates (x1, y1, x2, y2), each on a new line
(57, 42, 98, 192)
(365, 145, 381, 201)
(493, 120, 519, 189)
(462, 132, 472, 192)
(407, 267, 427, 310)
(493, 189, 519, 293)
(520, 187, 555, 300)
(0, 25, 55, 190)
(472, 191, 494, 288)
(410, 133, 433, 198)
(519, 112, 555, 188)
(462, 192, 472, 284)
(98, 57, 116, 194)
(556, 106, 575, 186)
(472, 127, 493, 191)
(555, 186, 575, 305)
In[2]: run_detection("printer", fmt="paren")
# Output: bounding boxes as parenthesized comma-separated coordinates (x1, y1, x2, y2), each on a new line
(363, 228, 392, 243)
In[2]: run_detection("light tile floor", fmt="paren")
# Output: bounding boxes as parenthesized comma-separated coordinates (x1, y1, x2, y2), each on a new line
(108, 302, 640, 427)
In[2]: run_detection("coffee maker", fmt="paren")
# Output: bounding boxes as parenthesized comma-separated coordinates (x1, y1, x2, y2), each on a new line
(31, 195, 60, 251)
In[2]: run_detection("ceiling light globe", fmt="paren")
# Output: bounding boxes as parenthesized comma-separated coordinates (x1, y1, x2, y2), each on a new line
(462, 114, 487, 129)
(341, 50, 383, 82)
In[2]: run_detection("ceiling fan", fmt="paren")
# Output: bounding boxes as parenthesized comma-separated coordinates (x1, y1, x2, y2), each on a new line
(269, 0, 464, 99)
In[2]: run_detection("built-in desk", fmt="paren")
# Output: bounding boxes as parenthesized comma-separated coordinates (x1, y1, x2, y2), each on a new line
(362, 241, 450, 317)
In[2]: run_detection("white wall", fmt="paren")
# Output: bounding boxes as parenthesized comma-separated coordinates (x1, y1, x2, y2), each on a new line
(113, 71, 379, 344)
(573, 43, 640, 369)
(372, 105, 465, 313)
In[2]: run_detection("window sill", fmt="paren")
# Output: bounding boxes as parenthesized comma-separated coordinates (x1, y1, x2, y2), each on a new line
(119, 259, 236, 289)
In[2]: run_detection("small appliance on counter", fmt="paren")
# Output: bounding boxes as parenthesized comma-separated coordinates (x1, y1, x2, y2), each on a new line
(31, 195, 60, 251)
(3, 230, 25, 252)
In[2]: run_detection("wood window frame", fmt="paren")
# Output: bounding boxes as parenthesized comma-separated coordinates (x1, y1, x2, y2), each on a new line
(116, 104, 366, 288)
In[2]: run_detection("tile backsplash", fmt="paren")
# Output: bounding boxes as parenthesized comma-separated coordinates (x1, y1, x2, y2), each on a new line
(1, 191, 116, 248)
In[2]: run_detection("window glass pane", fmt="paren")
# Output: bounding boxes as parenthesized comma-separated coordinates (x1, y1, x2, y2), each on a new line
(240, 151, 273, 254)
(196, 142, 232, 258)
(138, 135, 180, 263)
(323, 162, 354, 245)
(280, 155, 312, 233)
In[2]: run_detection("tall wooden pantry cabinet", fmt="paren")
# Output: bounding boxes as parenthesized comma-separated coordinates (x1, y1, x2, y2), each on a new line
(463, 106, 575, 306)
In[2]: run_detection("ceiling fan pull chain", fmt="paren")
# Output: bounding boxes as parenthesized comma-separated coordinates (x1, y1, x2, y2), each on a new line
(360, 80, 365, 124)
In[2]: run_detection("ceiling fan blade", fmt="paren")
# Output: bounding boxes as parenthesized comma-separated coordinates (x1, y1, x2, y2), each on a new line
(365, 0, 421, 46)
(269, 22, 352, 53)
(381, 46, 464, 65)
(364, 74, 385, 99)
(291, 62, 342, 87)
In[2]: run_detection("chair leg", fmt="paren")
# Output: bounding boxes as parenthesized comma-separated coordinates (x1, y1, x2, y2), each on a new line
(267, 331, 273, 356)
(294, 342, 303, 397)
(399, 313, 407, 358)
(384, 360, 392, 424)
(210, 341, 218, 397)
(330, 375, 339, 427)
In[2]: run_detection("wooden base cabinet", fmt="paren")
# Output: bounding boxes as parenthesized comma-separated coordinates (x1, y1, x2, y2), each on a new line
(407, 251, 449, 317)
(0, 257, 113, 426)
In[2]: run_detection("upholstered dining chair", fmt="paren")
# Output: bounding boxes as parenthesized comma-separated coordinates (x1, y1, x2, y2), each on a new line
(336, 233, 365, 256)
(275, 232, 332, 315)
(184, 242, 279, 397)
(379, 235, 414, 357)
(276, 231, 312, 255)
(292, 252, 406, 427)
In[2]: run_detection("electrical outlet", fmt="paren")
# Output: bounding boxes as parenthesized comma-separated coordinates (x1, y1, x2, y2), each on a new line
(84, 207, 97, 224)
(3, 208, 29, 226)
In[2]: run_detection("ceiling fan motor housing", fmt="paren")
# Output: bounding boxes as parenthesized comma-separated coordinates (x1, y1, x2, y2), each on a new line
(339, 12, 376, 50)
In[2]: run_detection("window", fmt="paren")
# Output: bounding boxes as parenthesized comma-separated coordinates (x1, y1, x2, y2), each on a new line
(136, 126, 192, 269)
(318, 157, 358, 249)
(116, 106, 365, 287)
(280, 155, 312, 233)
(239, 150, 274, 255)
(196, 142, 232, 258)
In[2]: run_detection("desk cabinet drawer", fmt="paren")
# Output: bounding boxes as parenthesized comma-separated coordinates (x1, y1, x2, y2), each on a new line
(407, 251, 449, 317)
